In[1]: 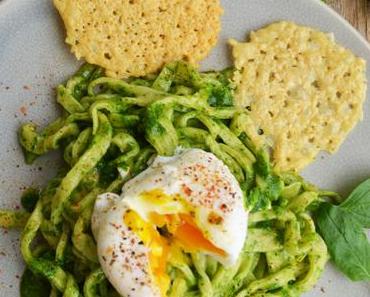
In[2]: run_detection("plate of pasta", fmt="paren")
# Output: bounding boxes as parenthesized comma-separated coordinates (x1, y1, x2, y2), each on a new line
(0, 1, 370, 297)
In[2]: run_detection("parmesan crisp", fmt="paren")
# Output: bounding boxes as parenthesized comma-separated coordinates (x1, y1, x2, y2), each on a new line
(230, 21, 367, 172)
(54, 0, 222, 78)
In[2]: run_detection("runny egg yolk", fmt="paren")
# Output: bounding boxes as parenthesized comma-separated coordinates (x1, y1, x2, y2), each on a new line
(171, 214, 226, 256)
(124, 209, 226, 296)
(124, 210, 170, 296)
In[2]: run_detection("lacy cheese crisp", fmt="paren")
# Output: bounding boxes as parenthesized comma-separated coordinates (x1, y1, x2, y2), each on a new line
(231, 21, 367, 172)
(54, 0, 222, 78)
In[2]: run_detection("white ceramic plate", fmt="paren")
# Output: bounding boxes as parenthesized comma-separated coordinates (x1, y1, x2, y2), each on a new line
(0, 0, 369, 296)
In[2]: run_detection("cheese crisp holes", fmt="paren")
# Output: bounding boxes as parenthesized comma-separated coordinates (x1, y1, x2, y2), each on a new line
(230, 21, 367, 172)
(269, 72, 276, 82)
(312, 81, 320, 89)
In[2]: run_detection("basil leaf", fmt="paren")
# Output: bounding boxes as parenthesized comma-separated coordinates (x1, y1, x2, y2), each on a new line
(315, 203, 370, 281)
(340, 179, 370, 228)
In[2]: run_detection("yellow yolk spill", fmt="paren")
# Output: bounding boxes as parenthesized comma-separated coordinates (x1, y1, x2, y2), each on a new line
(173, 214, 226, 257)
(139, 189, 224, 255)
(124, 208, 226, 296)
(124, 210, 170, 297)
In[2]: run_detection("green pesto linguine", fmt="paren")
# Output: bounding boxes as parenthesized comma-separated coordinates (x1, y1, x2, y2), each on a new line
(0, 62, 330, 297)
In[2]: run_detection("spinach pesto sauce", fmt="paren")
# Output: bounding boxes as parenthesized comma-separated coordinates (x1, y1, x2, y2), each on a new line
(0, 61, 331, 297)
(21, 268, 51, 297)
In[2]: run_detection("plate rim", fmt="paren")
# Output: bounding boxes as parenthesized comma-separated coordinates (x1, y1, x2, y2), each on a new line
(311, 0, 370, 51)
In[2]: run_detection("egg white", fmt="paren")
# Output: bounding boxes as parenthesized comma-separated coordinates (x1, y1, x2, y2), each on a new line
(92, 148, 249, 297)
(94, 199, 160, 297)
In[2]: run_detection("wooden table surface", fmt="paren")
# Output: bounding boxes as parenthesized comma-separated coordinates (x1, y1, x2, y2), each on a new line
(328, 0, 369, 41)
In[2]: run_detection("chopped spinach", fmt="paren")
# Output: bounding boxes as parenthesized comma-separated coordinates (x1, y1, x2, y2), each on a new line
(20, 268, 51, 297)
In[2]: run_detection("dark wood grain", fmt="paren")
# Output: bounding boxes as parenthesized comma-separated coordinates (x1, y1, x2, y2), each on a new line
(328, 0, 369, 41)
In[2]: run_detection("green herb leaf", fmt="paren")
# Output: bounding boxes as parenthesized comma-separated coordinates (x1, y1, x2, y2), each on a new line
(315, 203, 370, 281)
(340, 179, 370, 228)
(315, 179, 370, 281)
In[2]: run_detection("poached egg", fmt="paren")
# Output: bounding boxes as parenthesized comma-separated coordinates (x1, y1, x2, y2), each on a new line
(92, 149, 248, 297)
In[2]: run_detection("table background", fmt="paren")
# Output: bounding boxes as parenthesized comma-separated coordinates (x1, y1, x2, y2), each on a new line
(328, 0, 369, 40)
